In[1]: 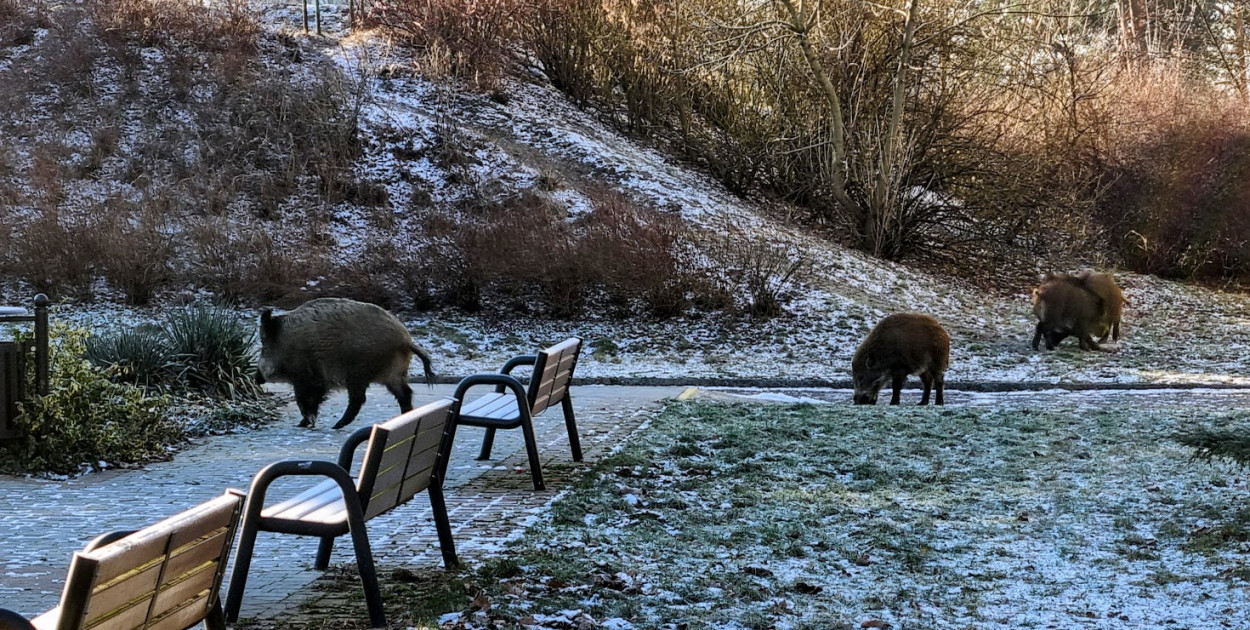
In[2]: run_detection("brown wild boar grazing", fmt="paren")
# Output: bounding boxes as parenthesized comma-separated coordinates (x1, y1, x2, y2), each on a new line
(257, 298, 435, 429)
(1076, 271, 1124, 343)
(1030, 274, 1104, 351)
(852, 313, 950, 405)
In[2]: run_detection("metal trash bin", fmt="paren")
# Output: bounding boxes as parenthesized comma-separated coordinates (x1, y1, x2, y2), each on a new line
(0, 295, 50, 440)
(0, 340, 26, 439)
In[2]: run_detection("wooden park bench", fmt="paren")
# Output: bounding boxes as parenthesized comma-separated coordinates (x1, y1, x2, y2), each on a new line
(223, 398, 459, 629)
(451, 337, 583, 492)
(0, 490, 245, 630)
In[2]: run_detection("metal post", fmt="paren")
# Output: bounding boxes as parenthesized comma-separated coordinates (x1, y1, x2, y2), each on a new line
(303, 0, 309, 33)
(33, 293, 49, 396)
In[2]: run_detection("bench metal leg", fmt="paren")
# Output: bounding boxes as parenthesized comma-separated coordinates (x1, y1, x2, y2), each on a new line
(477, 427, 497, 460)
(205, 599, 227, 630)
(427, 485, 459, 568)
(520, 418, 545, 491)
(223, 518, 260, 622)
(343, 502, 386, 628)
(315, 535, 335, 570)
(562, 395, 582, 462)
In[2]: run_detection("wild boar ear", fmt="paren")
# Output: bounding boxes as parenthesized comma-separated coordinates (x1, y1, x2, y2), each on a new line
(260, 307, 281, 336)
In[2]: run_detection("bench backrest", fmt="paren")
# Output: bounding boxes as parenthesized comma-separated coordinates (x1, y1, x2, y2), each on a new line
(356, 398, 454, 521)
(527, 337, 581, 417)
(50, 490, 244, 630)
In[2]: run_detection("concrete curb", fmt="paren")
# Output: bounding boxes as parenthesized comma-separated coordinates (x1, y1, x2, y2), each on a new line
(420, 376, 1250, 391)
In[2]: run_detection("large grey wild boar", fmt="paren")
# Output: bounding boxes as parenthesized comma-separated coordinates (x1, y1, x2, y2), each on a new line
(1030, 271, 1124, 351)
(852, 313, 950, 405)
(257, 298, 435, 429)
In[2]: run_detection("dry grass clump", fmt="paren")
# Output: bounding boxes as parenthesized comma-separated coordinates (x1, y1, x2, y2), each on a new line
(360, 0, 1250, 287)
(0, 0, 366, 304)
(365, 0, 532, 90)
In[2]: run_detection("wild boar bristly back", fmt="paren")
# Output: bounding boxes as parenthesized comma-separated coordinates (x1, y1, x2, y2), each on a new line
(852, 313, 950, 405)
(257, 298, 435, 428)
(1031, 274, 1105, 351)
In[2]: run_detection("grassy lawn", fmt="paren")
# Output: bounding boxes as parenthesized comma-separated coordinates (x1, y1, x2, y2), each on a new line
(272, 397, 1250, 629)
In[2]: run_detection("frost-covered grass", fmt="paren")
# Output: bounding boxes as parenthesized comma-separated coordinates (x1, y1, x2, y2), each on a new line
(347, 397, 1250, 630)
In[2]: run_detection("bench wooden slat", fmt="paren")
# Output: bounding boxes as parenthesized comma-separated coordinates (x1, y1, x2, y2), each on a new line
(146, 592, 213, 630)
(365, 461, 407, 515)
(149, 566, 215, 624)
(161, 528, 232, 585)
(396, 448, 439, 499)
(86, 532, 170, 586)
(81, 558, 163, 624)
(85, 593, 151, 629)
(459, 393, 520, 421)
(262, 481, 344, 521)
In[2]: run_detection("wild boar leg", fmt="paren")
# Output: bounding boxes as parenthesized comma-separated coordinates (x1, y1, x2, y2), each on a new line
(919, 373, 933, 405)
(333, 385, 368, 429)
(934, 374, 945, 406)
(293, 382, 327, 428)
(387, 383, 414, 413)
(1032, 323, 1045, 350)
(889, 374, 906, 405)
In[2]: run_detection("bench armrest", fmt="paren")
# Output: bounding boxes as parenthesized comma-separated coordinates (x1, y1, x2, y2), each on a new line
(0, 608, 35, 630)
(499, 355, 537, 393)
(453, 373, 530, 413)
(336, 424, 375, 472)
(501, 354, 537, 375)
(245, 459, 360, 518)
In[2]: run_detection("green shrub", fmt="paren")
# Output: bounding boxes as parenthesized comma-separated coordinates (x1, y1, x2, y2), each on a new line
(161, 303, 262, 400)
(87, 304, 262, 400)
(0, 324, 177, 476)
(1175, 425, 1250, 468)
(85, 327, 176, 387)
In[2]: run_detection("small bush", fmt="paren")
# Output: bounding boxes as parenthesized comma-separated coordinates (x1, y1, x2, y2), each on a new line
(366, 0, 532, 90)
(712, 236, 809, 319)
(10, 207, 103, 299)
(0, 324, 177, 476)
(161, 303, 262, 400)
(85, 327, 176, 388)
(88, 304, 262, 400)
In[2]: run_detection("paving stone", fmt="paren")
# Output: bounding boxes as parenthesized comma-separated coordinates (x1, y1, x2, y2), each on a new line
(0, 383, 681, 619)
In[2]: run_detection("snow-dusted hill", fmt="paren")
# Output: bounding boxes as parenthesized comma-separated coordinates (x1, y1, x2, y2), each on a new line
(16, 0, 1250, 388)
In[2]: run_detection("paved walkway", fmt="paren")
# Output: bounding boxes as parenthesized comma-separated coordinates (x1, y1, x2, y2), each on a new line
(0, 383, 685, 619)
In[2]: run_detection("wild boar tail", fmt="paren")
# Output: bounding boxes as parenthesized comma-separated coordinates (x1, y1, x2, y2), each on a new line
(412, 343, 436, 386)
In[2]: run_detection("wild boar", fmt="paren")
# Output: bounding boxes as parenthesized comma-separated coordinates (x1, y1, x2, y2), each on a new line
(852, 313, 950, 405)
(1030, 273, 1104, 351)
(257, 298, 435, 429)
(1076, 271, 1124, 343)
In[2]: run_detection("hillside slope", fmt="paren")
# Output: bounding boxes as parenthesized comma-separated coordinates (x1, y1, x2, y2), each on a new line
(12, 1, 1250, 388)
(310, 22, 1249, 387)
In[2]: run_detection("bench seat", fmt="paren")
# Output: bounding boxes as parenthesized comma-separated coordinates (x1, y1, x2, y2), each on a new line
(224, 398, 459, 629)
(452, 338, 583, 491)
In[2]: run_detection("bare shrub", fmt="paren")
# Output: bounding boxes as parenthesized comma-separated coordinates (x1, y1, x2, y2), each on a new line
(89, 0, 259, 63)
(96, 200, 176, 305)
(11, 208, 103, 299)
(366, 0, 533, 90)
(187, 218, 326, 304)
(710, 234, 809, 319)
(575, 190, 718, 316)
(1096, 67, 1250, 281)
